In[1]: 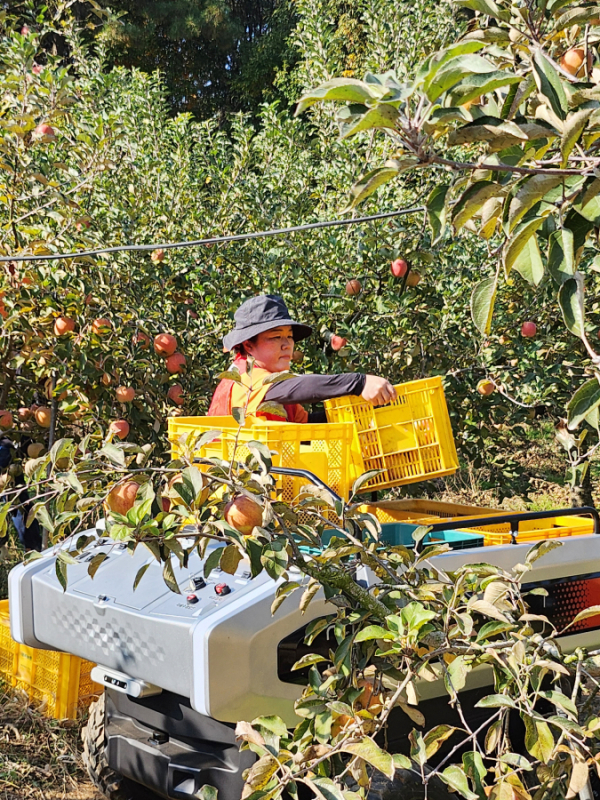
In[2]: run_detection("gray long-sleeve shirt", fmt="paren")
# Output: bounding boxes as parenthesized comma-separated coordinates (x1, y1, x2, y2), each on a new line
(265, 373, 366, 405)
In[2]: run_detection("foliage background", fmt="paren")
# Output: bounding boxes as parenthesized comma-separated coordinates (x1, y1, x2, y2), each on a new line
(0, 0, 595, 500)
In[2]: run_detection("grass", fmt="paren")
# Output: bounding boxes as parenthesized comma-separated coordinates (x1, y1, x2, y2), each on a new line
(0, 683, 98, 800)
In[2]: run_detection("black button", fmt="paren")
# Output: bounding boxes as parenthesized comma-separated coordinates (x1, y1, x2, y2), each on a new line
(215, 583, 231, 596)
(186, 594, 199, 604)
(192, 576, 206, 589)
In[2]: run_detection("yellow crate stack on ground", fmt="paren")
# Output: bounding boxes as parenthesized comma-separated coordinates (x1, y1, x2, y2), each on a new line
(0, 600, 100, 719)
(461, 515, 595, 546)
(168, 415, 355, 512)
(324, 376, 459, 491)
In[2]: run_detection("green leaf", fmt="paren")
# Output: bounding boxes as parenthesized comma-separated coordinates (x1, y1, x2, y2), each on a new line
(100, 442, 126, 468)
(475, 621, 516, 641)
(261, 540, 288, 580)
(541, 690, 578, 718)
(88, 552, 108, 579)
(553, 5, 600, 31)
(347, 163, 414, 209)
(572, 604, 600, 624)
(425, 55, 496, 102)
(133, 562, 151, 591)
(440, 765, 478, 800)
(426, 184, 449, 244)
(341, 738, 394, 778)
(204, 547, 225, 578)
(351, 469, 384, 496)
(354, 625, 393, 642)
(401, 602, 437, 632)
(524, 717, 555, 762)
(470, 277, 497, 335)
(244, 753, 280, 793)
(251, 715, 288, 737)
(452, 181, 505, 230)
(162, 557, 180, 594)
(507, 174, 563, 233)
(220, 544, 243, 575)
(525, 539, 563, 564)
(449, 71, 522, 107)
(453, 0, 510, 20)
(547, 227, 575, 285)
(247, 440, 272, 474)
(232, 406, 246, 426)
(533, 50, 568, 120)
(475, 694, 517, 709)
(292, 653, 328, 671)
(55, 558, 67, 591)
(502, 217, 545, 277)
(310, 777, 346, 800)
(195, 786, 218, 800)
(295, 78, 376, 116)
(512, 233, 545, 286)
(573, 177, 600, 224)
(448, 115, 527, 149)
(561, 107, 593, 166)
(256, 401, 287, 419)
(393, 753, 411, 770)
(340, 103, 399, 138)
(444, 655, 470, 700)
(558, 276, 585, 338)
(499, 752, 532, 770)
(424, 725, 457, 758)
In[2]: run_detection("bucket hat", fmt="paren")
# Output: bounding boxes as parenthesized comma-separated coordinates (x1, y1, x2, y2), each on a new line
(222, 294, 312, 352)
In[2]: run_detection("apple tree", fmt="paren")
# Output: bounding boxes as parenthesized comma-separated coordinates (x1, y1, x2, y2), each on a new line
(295, 0, 600, 500)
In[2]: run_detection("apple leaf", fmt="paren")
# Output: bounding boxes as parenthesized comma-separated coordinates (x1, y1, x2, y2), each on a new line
(295, 78, 376, 116)
(532, 49, 568, 120)
(471, 276, 497, 335)
(547, 227, 575, 286)
(558, 275, 585, 338)
(567, 377, 600, 429)
(512, 233, 544, 285)
(426, 183, 449, 244)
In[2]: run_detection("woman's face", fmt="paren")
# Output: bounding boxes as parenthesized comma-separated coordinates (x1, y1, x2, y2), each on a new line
(243, 325, 294, 372)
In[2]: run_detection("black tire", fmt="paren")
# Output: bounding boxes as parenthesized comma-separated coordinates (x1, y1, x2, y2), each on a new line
(82, 692, 154, 800)
(367, 769, 454, 800)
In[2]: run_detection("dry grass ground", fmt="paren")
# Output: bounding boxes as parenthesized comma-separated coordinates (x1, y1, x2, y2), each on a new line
(0, 685, 101, 800)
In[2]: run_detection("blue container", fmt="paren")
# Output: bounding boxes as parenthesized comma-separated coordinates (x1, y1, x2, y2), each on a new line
(379, 522, 484, 550)
(313, 523, 484, 552)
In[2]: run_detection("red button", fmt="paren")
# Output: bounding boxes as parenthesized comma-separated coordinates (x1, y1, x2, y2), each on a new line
(215, 583, 231, 596)
(186, 594, 199, 604)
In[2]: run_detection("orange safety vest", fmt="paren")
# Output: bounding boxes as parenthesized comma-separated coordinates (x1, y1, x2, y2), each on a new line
(207, 355, 308, 423)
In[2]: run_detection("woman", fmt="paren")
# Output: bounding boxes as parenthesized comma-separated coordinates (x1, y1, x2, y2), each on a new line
(208, 295, 396, 422)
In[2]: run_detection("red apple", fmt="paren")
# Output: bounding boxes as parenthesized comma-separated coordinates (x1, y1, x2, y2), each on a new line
(166, 352, 186, 374)
(54, 316, 75, 336)
(345, 279, 362, 296)
(477, 379, 495, 396)
(331, 335, 347, 351)
(167, 384, 184, 405)
(132, 331, 150, 349)
(32, 64, 43, 75)
(21, 26, 30, 35)
(521, 321, 537, 338)
(151, 249, 165, 262)
(109, 419, 130, 440)
(0, 410, 13, 430)
(154, 333, 177, 356)
(115, 386, 135, 403)
(75, 217, 91, 231)
(391, 259, 408, 278)
(33, 123, 55, 139)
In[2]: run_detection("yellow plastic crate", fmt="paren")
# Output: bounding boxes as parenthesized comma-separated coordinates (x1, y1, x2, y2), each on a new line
(0, 600, 100, 719)
(324, 376, 459, 491)
(463, 515, 595, 546)
(168, 415, 355, 510)
(359, 499, 500, 523)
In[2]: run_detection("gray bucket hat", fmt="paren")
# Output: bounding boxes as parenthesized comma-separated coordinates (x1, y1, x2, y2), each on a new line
(222, 294, 312, 352)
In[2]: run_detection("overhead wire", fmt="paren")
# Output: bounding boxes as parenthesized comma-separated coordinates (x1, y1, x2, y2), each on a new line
(0, 204, 426, 263)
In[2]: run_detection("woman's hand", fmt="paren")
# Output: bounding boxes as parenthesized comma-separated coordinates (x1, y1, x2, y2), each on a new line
(361, 375, 397, 406)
